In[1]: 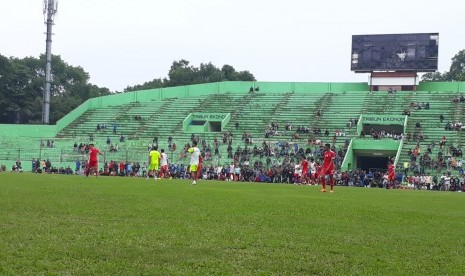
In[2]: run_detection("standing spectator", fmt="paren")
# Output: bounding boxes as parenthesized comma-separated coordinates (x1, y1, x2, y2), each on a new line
(75, 160, 81, 175)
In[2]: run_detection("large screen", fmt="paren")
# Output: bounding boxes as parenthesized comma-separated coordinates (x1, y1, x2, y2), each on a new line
(351, 33, 439, 72)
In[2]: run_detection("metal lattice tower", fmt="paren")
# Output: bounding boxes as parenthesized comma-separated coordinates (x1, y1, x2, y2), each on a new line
(42, 0, 58, 124)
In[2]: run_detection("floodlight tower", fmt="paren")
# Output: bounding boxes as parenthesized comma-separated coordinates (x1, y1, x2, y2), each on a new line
(42, 0, 58, 124)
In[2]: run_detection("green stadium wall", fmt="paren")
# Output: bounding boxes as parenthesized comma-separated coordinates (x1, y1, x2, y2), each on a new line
(418, 81, 465, 92)
(0, 124, 56, 138)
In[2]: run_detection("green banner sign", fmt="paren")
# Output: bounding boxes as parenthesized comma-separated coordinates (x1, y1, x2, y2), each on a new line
(363, 115, 406, 125)
(192, 113, 229, 121)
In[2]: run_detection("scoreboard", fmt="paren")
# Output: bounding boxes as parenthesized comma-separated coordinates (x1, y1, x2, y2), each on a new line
(351, 33, 439, 72)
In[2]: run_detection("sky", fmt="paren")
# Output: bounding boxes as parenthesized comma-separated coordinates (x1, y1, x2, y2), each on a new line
(0, 0, 464, 92)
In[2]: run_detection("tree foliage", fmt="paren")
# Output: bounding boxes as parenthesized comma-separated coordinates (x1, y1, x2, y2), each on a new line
(422, 49, 465, 82)
(124, 60, 256, 92)
(0, 54, 110, 124)
(0, 54, 256, 124)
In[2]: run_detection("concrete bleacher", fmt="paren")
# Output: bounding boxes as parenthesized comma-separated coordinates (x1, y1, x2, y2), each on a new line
(43, 91, 357, 168)
(397, 91, 463, 174)
(314, 91, 369, 141)
(50, 90, 370, 167)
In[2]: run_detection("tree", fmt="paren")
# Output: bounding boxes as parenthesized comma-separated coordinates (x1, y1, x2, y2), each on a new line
(168, 59, 198, 86)
(1, 58, 40, 123)
(198, 62, 223, 83)
(0, 54, 257, 123)
(422, 49, 465, 82)
(421, 72, 447, 82)
(0, 54, 111, 124)
(448, 50, 465, 81)
(124, 60, 256, 92)
(123, 78, 167, 92)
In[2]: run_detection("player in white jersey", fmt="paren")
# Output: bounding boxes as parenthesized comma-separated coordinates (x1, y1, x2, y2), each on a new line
(294, 163, 302, 184)
(229, 163, 235, 181)
(159, 149, 170, 179)
(309, 157, 317, 185)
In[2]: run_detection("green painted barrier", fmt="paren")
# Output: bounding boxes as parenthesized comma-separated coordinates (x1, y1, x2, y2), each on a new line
(341, 139, 354, 171)
(352, 138, 401, 150)
(0, 124, 57, 138)
(394, 139, 404, 166)
(221, 113, 231, 131)
(183, 113, 193, 131)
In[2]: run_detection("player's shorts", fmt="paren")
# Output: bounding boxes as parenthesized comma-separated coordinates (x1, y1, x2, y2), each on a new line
(88, 160, 98, 169)
(161, 165, 168, 172)
(302, 169, 308, 176)
(319, 166, 334, 176)
(388, 173, 395, 181)
(149, 163, 159, 171)
(190, 165, 198, 172)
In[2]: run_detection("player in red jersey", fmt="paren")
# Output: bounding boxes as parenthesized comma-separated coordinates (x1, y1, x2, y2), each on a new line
(196, 154, 204, 180)
(301, 157, 309, 185)
(319, 143, 336, 192)
(85, 143, 103, 177)
(310, 159, 319, 185)
(387, 159, 396, 188)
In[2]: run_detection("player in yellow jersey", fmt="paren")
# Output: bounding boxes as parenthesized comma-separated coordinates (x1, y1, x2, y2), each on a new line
(147, 146, 161, 181)
(187, 141, 201, 185)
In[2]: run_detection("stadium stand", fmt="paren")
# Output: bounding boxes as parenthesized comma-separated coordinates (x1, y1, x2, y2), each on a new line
(1, 81, 465, 181)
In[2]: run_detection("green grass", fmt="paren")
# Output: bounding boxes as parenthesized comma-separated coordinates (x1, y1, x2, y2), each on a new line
(1, 174, 465, 275)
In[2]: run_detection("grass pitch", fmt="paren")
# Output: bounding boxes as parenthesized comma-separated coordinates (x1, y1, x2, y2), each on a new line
(1, 173, 465, 275)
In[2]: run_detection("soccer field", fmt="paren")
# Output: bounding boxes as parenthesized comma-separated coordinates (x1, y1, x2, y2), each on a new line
(1, 174, 464, 275)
